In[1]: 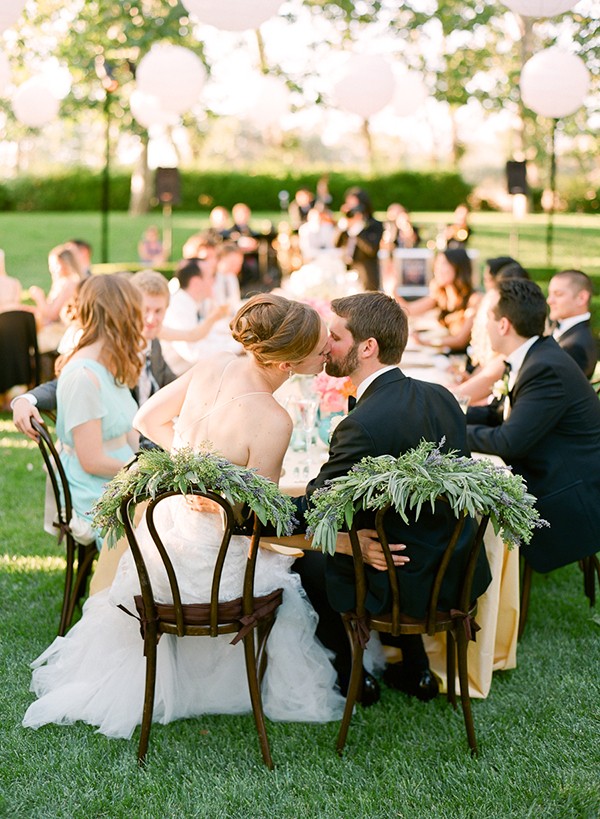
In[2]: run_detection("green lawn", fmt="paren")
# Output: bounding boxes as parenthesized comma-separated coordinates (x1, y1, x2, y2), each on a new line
(1, 416, 599, 818)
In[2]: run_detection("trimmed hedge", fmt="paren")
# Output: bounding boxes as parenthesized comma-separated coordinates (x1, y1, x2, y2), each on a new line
(0, 169, 471, 213)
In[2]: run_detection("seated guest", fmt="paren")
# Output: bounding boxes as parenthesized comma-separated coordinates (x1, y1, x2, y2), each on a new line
(288, 187, 315, 231)
(160, 258, 231, 375)
(138, 225, 167, 267)
(30, 244, 86, 354)
(66, 238, 93, 278)
(298, 206, 337, 263)
(547, 269, 597, 380)
(467, 279, 600, 575)
(335, 187, 383, 291)
(180, 232, 219, 276)
(224, 202, 263, 294)
(212, 243, 243, 309)
(206, 206, 231, 241)
(442, 203, 471, 249)
(399, 248, 480, 353)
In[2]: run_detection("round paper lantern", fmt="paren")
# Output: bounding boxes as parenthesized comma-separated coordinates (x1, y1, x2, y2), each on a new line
(393, 71, 428, 117)
(130, 89, 179, 129)
(332, 55, 395, 119)
(182, 0, 283, 31)
(12, 77, 60, 128)
(502, 0, 578, 16)
(0, 52, 11, 95)
(520, 48, 590, 118)
(0, 0, 27, 34)
(136, 44, 206, 116)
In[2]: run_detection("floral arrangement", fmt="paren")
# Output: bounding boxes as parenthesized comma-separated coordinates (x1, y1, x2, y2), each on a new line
(305, 439, 547, 556)
(92, 447, 297, 548)
(313, 370, 356, 415)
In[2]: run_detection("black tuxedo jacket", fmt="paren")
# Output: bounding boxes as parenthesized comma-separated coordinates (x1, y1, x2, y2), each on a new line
(467, 336, 600, 572)
(299, 368, 492, 618)
(557, 320, 597, 380)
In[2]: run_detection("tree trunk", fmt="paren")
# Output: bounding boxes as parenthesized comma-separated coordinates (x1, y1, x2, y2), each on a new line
(129, 133, 151, 215)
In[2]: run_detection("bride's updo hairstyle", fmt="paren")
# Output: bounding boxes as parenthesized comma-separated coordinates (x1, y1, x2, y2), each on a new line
(231, 294, 321, 367)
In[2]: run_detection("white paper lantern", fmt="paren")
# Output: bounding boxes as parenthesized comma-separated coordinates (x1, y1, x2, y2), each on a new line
(393, 71, 428, 117)
(520, 48, 590, 118)
(137, 44, 206, 116)
(12, 77, 60, 128)
(0, 0, 27, 34)
(130, 89, 179, 129)
(183, 0, 283, 31)
(502, 0, 578, 16)
(332, 55, 395, 119)
(0, 52, 11, 95)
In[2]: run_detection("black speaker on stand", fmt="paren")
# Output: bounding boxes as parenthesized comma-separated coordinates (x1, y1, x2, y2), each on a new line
(506, 161, 528, 258)
(155, 168, 181, 261)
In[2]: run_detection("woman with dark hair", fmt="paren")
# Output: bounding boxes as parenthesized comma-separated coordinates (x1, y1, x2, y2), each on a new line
(398, 248, 480, 352)
(24, 294, 345, 738)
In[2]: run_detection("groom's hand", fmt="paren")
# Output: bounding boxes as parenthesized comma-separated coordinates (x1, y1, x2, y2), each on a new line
(337, 530, 409, 572)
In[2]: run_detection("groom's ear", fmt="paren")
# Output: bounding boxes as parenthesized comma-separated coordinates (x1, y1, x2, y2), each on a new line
(360, 337, 379, 360)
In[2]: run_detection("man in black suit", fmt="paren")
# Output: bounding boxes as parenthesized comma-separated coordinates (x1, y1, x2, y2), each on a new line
(293, 293, 491, 702)
(547, 269, 597, 380)
(335, 188, 384, 291)
(12, 271, 176, 441)
(467, 279, 600, 574)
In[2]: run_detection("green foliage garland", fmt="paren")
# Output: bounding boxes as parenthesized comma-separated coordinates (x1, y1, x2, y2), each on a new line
(306, 440, 547, 556)
(92, 447, 296, 548)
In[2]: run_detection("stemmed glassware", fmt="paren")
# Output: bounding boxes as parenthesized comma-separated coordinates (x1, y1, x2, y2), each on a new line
(292, 397, 319, 475)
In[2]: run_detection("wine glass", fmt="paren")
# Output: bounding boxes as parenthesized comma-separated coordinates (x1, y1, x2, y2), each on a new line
(294, 398, 319, 471)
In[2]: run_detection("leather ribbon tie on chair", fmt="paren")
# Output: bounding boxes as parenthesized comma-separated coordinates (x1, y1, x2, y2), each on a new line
(117, 603, 161, 653)
(230, 592, 283, 645)
(342, 611, 371, 649)
(450, 608, 481, 642)
(53, 520, 71, 546)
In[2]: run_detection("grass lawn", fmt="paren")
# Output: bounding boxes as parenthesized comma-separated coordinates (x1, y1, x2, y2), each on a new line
(1, 415, 600, 818)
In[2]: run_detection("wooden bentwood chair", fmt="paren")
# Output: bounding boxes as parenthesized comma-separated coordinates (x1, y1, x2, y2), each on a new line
(120, 488, 283, 768)
(337, 501, 490, 757)
(31, 418, 97, 636)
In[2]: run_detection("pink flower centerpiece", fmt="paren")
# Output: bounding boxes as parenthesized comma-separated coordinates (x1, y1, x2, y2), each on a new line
(313, 371, 356, 416)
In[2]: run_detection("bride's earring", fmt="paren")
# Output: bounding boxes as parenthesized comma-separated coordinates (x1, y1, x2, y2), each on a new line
(288, 367, 294, 379)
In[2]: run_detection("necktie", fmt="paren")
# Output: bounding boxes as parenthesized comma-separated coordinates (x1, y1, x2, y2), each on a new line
(139, 351, 159, 405)
(347, 395, 357, 412)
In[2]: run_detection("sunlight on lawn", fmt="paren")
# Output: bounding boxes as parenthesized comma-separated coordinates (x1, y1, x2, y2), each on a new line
(0, 554, 64, 573)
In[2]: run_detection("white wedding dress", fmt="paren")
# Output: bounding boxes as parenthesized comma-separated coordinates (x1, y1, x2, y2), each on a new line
(23, 440, 345, 739)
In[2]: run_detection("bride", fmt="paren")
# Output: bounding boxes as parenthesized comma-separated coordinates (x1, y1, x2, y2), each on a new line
(23, 294, 345, 739)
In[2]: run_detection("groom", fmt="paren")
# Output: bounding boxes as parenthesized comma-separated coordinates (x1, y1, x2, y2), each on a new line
(292, 292, 492, 705)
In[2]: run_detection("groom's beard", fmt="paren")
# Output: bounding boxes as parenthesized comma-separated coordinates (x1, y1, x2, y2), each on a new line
(326, 342, 359, 378)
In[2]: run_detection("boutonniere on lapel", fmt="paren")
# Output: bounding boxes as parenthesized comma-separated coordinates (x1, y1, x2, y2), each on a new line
(492, 372, 510, 401)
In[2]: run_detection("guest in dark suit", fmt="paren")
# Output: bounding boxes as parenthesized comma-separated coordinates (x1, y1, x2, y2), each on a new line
(291, 293, 491, 702)
(335, 187, 383, 291)
(12, 271, 175, 442)
(467, 278, 600, 574)
(547, 269, 597, 380)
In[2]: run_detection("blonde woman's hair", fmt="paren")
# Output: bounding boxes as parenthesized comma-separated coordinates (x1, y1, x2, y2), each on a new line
(230, 293, 321, 367)
(131, 269, 170, 301)
(57, 274, 145, 388)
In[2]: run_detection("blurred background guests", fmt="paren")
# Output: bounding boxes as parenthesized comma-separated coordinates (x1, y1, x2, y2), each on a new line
(206, 205, 231, 241)
(288, 186, 315, 231)
(298, 206, 337, 263)
(442, 203, 471, 249)
(334, 186, 383, 291)
(66, 239, 93, 278)
(0, 248, 24, 312)
(212, 242, 243, 309)
(400, 248, 479, 353)
(138, 225, 167, 267)
(547, 269, 597, 380)
(160, 258, 232, 375)
(30, 244, 86, 356)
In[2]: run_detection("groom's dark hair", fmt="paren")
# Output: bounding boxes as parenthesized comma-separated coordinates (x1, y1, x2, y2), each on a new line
(331, 292, 408, 364)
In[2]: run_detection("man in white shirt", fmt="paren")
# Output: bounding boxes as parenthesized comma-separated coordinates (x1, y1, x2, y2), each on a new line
(547, 269, 597, 379)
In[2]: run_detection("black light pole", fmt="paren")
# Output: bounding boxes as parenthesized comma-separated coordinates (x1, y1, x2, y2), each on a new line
(95, 57, 119, 264)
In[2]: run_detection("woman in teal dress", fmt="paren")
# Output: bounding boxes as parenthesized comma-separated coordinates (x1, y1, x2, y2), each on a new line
(55, 274, 145, 547)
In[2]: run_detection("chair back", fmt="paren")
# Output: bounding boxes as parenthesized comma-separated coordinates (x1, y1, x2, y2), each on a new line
(120, 489, 264, 638)
(0, 310, 40, 393)
(31, 417, 73, 536)
(349, 499, 490, 635)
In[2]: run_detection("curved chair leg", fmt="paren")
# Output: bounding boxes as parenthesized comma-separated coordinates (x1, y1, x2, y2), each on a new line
(138, 627, 158, 766)
(446, 631, 457, 709)
(518, 561, 533, 639)
(456, 626, 477, 755)
(256, 615, 276, 686)
(336, 641, 365, 756)
(58, 535, 77, 636)
(62, 544, 96, 632)
(243, 631, 274, 769)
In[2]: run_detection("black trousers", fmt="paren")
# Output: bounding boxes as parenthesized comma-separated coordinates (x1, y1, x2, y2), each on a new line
(293, 550, 429, 685)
